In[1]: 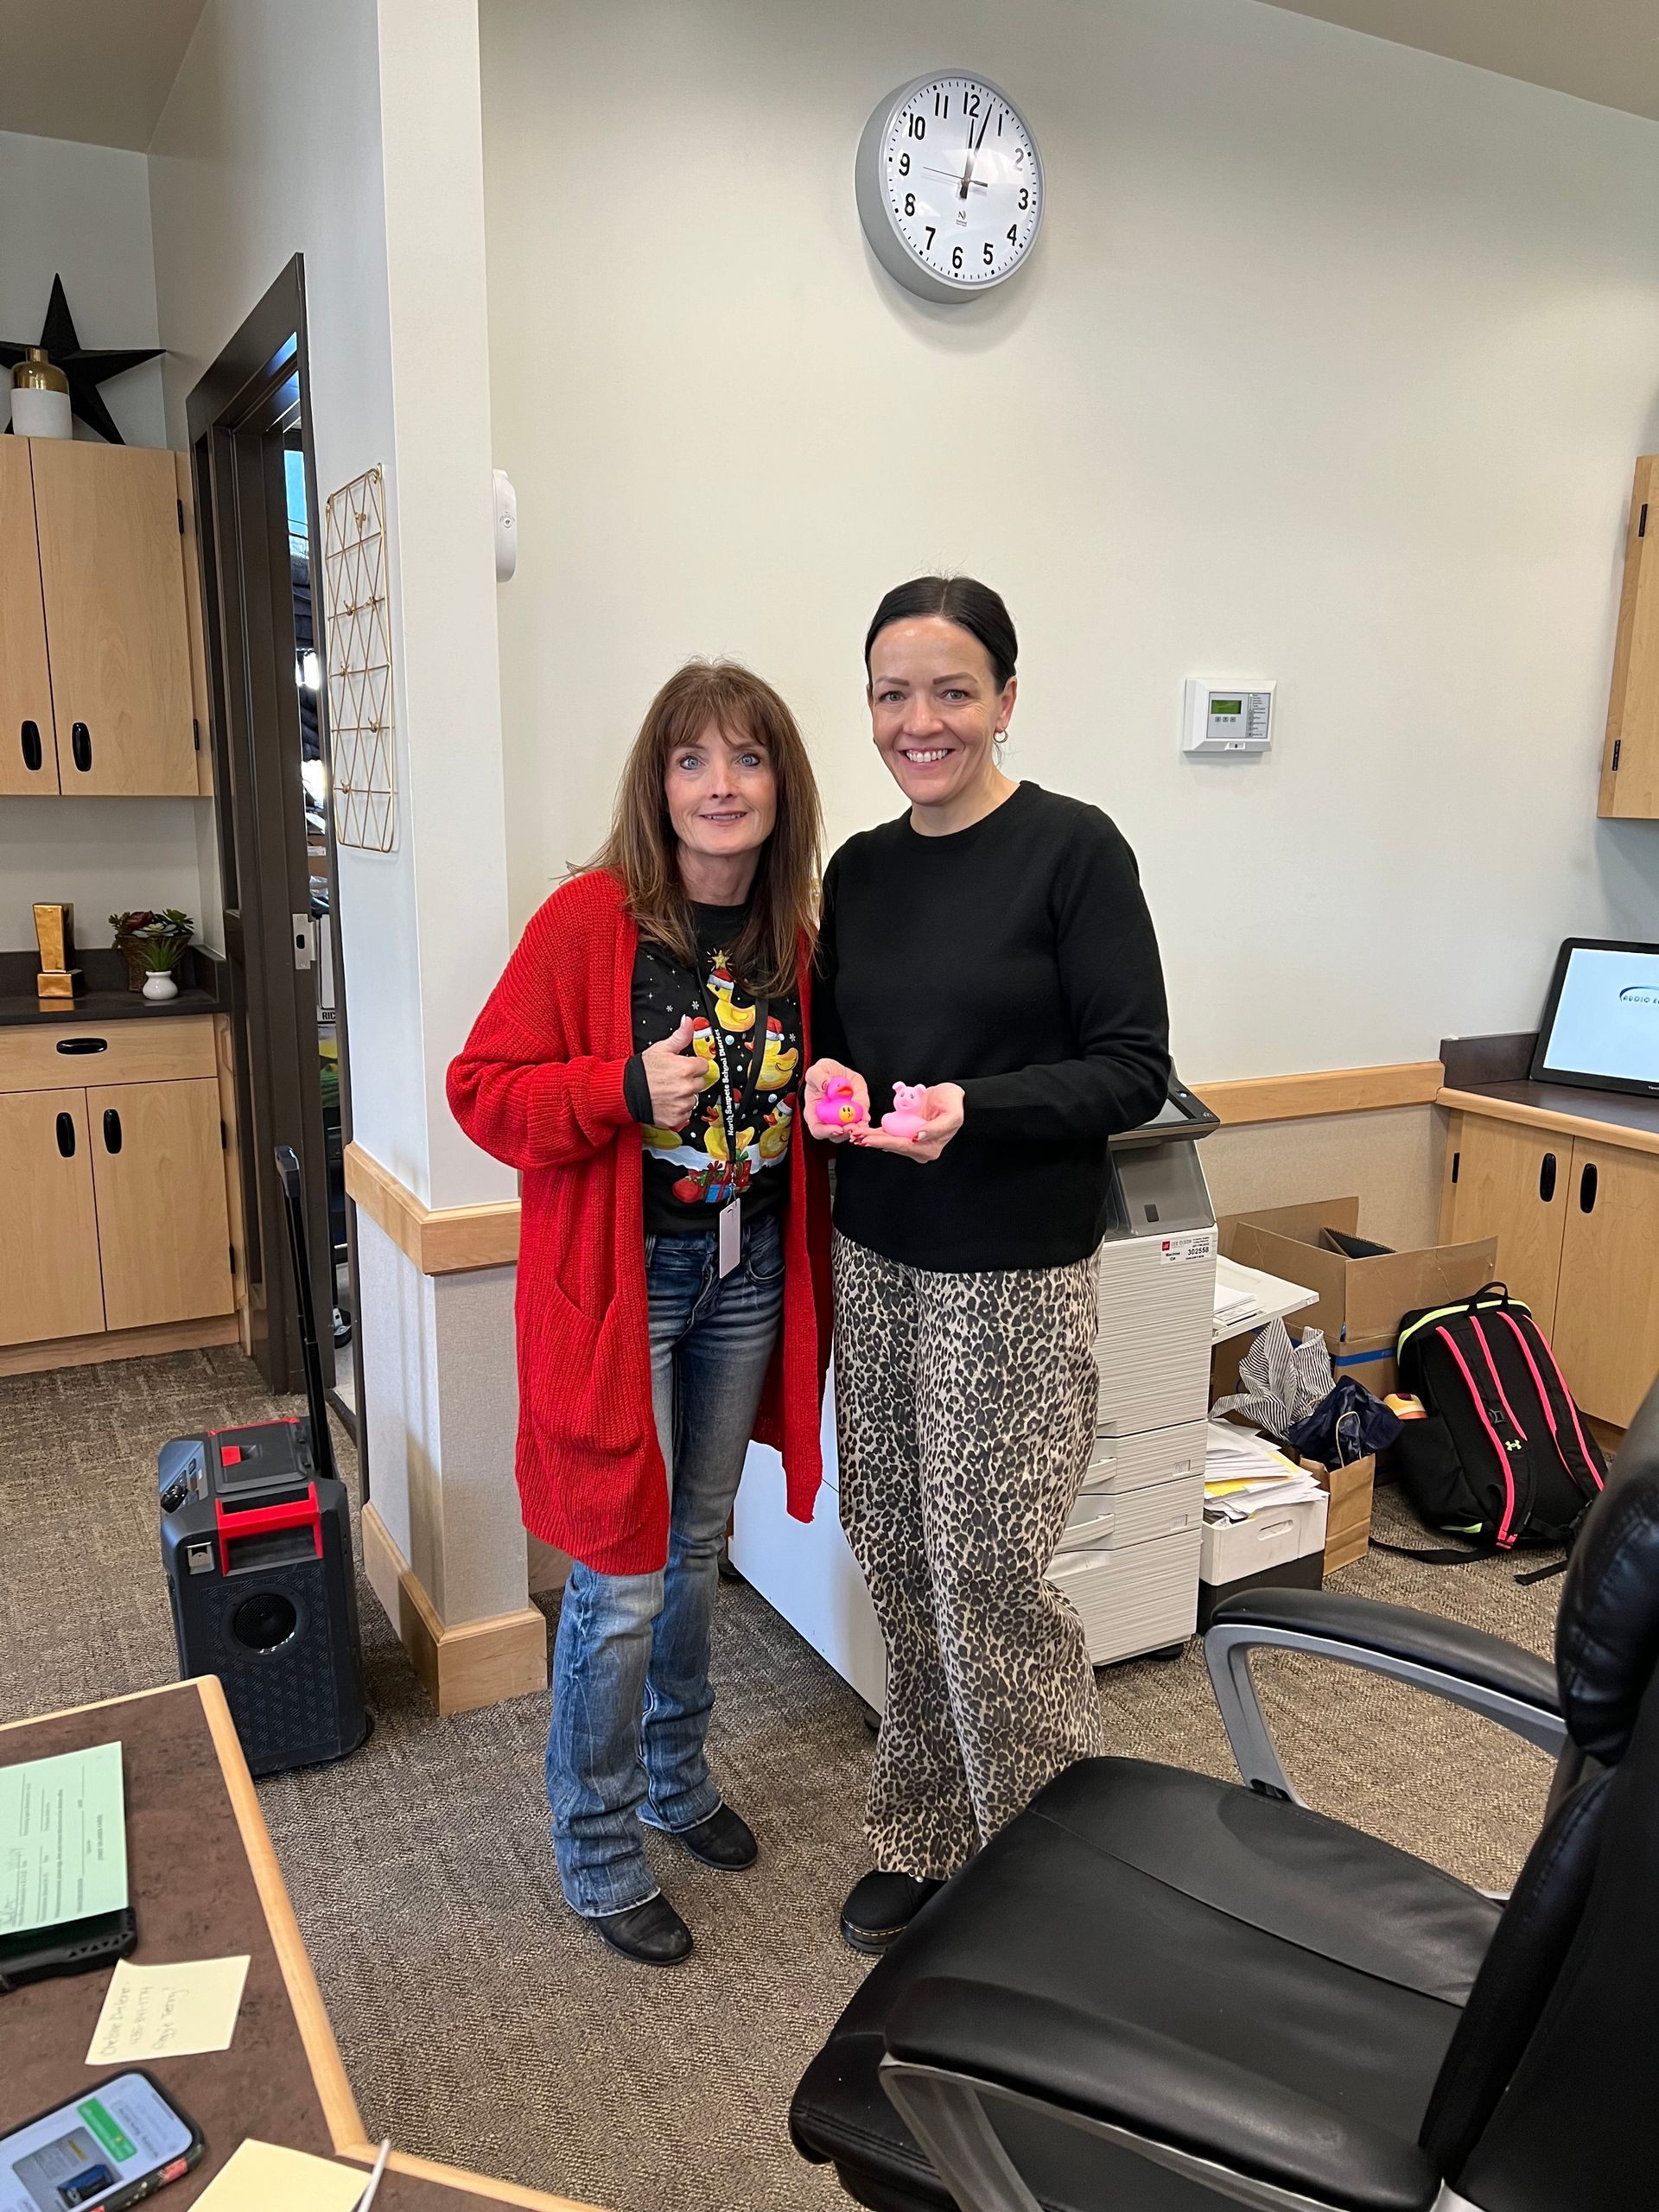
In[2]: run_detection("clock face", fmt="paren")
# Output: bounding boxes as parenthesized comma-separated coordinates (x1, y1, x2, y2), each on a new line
(856, 74, 1043, 302)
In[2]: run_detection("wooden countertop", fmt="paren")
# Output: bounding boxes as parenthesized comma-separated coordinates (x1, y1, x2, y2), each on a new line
(0, 1681, 602, 2210)
(1439, 1080, 1659, 1158)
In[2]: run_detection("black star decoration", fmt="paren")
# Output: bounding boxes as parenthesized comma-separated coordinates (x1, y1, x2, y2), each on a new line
(2, 274, 162, 446)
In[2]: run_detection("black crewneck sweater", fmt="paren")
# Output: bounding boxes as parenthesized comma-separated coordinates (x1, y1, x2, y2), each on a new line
(815, 782, 1170, 1271)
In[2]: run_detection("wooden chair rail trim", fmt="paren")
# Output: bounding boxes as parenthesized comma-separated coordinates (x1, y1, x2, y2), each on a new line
(1438, 1086, 1659, 1160)
(1192, 1061, 1446, 1126)
(344, 1141, 520, 1274)
(346, 1059, 1446, 1274)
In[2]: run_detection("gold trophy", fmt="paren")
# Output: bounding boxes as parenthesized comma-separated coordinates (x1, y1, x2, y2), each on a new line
(34, 902, 83, 1001)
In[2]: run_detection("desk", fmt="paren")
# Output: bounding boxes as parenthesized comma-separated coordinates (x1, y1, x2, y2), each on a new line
(1439, 1080, 1659, 1427)
(0, 1680, 603, 2211)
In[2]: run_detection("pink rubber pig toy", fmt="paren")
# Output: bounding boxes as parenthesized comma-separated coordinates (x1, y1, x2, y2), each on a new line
(880, 1083, 930, 1141)
(813, 1075, 867, 1130)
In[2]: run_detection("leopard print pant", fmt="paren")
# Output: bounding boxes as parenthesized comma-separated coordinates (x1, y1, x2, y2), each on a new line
(832, 1230, 1104, 1880)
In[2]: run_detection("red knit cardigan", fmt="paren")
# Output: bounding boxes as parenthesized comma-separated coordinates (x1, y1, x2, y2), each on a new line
(446, 868, 832, 1575)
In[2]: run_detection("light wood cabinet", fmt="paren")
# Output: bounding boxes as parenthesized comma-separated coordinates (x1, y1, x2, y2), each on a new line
(1553, 1141, 1659, 1428)
(0, 436, 59, 795)
(29, 439, 198, 797)
(0, 1018, 234, 1357)
(0, 1089, 106, 1344)
(88, 1076, 233, 1330)
(1443, 1107, 1659, 1426)
(1599, 452, 1659, 819)
(1440, 1114, 1567, 1338)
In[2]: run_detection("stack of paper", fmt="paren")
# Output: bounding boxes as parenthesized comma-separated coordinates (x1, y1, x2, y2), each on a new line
(1212, 1254, 1318, 1345)
(1203, 1421, 1325, 1522)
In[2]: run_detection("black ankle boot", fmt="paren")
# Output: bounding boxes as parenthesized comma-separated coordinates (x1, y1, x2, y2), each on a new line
(840, 1870, 944, 1955)
(589, 1895, 693, 1966)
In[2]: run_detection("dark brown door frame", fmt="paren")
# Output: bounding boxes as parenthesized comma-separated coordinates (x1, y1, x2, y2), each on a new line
(187, 257, 365, 1463)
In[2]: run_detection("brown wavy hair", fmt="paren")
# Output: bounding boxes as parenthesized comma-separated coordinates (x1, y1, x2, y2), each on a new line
(588, 660, 821, 995)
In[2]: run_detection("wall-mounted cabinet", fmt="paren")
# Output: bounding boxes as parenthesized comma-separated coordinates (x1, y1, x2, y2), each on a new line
(0, 437, 202, 798)
(1599, 453, 1659, 820)
(0, 1016, 234, 1360)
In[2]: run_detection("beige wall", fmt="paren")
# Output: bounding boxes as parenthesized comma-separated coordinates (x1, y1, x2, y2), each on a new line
(1204, 1103, 1446, 1251)
(481, 0, 1659, 1083)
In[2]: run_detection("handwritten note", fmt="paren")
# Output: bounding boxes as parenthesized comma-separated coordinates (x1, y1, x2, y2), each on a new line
(192, 2139, 374, 2209)
(86, 1954, 251, 2065)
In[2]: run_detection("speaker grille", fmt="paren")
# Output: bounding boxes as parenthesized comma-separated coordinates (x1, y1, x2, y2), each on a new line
(193, 1560, 344, 1770)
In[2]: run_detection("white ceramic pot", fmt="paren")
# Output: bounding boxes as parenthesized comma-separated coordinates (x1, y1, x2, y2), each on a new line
(142, 971, 180, 1001)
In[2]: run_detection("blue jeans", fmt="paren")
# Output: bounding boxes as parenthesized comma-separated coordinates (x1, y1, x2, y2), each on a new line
(548, 1211, 785, 1916)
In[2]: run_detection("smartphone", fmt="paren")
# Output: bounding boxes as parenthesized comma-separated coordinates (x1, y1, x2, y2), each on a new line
(1, 2072, 202, 2212)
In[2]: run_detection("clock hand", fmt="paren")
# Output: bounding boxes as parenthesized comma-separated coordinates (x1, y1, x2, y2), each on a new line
(923, 165, 988, 189)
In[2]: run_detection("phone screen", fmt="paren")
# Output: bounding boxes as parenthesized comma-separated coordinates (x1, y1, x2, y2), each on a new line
(3, 2075, 194, 2211)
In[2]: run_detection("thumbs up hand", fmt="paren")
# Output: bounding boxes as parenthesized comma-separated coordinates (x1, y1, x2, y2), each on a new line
(642, 1015, 710, 1127)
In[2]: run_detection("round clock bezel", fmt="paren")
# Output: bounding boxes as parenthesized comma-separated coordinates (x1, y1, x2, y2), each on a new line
(855, 70, 1045, 305)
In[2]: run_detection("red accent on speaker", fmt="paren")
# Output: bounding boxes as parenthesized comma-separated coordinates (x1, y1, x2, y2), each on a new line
(213, 1484, 324, 1573)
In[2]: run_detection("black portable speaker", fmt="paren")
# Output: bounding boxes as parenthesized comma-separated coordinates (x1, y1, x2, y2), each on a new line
(158, 1147, 368, 1777)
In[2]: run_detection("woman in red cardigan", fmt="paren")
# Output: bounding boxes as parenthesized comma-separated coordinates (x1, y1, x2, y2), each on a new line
(448, 661, 830, 1966)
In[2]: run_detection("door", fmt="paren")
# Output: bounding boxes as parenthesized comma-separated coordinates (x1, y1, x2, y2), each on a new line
(1444, 1114, 1569, 1338)
(1552, 1140, 1659, 1427)
(0, 437, 58, 794)
(88, 1078, 233, 1332)
(30, 438, 196, 796)
(1599, 453, 1659, 820)
(0, 1090, 105, 1345)
(189, 262, 353, 1414)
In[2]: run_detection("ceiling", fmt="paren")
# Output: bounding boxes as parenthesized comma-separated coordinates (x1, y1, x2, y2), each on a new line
(0, 0, 1656, 154)
(0, 0, 210, 150)
(1257, 0, 1659, 124)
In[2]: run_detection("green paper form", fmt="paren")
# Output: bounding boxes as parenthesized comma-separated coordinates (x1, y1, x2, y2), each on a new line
(0, 1740, 128, 1935)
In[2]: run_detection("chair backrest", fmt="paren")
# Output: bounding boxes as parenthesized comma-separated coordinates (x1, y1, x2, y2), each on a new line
(1418, 1375, 1659, 2210)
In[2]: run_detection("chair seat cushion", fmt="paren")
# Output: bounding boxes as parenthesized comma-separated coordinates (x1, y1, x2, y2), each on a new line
(792, 1757, 1500, 2212)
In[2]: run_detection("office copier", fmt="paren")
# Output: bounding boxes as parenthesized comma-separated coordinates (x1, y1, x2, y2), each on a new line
(728, 1078, 1221, 1709)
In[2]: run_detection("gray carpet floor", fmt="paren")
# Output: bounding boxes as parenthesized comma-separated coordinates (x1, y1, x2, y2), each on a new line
(0, 1348, 1564, 2212)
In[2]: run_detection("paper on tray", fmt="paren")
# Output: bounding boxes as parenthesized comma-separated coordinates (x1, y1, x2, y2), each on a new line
(190, 2139, 373, 2209)
(86, 1954, 251, 2065)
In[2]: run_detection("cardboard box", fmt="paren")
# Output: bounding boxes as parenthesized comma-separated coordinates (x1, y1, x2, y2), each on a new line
(1217, 1198, 1497, 1405)
(1306, 1453, 1376, 1573)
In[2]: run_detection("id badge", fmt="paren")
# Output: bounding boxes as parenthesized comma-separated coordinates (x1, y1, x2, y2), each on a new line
(717, 1196, 742, 1280)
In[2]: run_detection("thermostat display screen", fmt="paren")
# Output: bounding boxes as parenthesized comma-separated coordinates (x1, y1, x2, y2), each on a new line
(1210, 699, 1242, 715)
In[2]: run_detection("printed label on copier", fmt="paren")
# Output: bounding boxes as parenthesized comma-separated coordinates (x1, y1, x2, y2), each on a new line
(1158, 1230, 1217, 1265)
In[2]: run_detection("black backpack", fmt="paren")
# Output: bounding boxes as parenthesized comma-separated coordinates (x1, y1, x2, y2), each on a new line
(1390, 1282, 1605, 1564)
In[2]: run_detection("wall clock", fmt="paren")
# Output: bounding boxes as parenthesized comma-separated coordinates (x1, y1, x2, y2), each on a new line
(855, 73, 1044, 304)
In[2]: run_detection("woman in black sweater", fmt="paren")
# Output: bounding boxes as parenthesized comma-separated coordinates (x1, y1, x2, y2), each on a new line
(805, 575, 1170, 1954)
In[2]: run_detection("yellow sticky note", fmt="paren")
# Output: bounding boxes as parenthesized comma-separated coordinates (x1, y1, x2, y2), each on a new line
(192, 2140, 372, 2209)
(86, 1954, 251, 2065)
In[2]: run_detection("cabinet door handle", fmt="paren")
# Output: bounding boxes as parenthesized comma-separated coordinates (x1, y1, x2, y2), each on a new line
(55, 1111, 76, 1158)
(103, 1107, 123, 1154)
(71, 721, 92, 772)
(21, 721, 42, 772)
(55, 1036, 109, 1055)
(1539, 1152, 1556, 1203)
(1580, 1160, 1598, 1214)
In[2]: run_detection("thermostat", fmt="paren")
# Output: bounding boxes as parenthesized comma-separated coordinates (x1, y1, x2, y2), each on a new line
(1183, 678, 1274, 757)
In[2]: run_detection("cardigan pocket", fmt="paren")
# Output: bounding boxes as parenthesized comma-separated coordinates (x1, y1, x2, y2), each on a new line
(522, 1274, 647, 1460)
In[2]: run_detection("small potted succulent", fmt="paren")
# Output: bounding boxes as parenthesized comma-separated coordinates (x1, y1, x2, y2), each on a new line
(110, 909, 194, 1001)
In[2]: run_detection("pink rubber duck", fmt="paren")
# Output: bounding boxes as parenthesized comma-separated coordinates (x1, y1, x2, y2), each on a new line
(813, 1075, 867, 1130)
(880, 1083, 931, 1141)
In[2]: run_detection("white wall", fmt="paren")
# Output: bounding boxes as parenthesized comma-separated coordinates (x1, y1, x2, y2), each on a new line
(0, 800, 202, 951)
(0, 130, 165, 448)
(480, 0, 1659, 1081)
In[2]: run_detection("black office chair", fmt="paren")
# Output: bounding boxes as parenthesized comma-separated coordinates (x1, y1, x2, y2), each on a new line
(792, 1379, 1659, 2212)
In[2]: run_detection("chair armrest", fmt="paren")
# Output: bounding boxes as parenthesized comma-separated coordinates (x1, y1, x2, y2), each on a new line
(1205, 1588, 1565, 1804)
(881, 1976, 1441, 2212)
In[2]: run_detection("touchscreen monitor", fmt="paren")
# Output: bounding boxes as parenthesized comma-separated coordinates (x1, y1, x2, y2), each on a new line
(1532, 939, 1659, 1096)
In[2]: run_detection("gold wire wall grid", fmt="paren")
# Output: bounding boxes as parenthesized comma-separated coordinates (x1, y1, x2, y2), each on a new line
(323, 465, 397, 852)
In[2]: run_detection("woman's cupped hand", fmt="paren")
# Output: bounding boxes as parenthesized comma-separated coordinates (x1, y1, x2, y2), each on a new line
(853, 1082, 964, 1164)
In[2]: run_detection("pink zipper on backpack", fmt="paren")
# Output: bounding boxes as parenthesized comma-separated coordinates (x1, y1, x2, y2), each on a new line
(1436, 1325, 1518, 1546)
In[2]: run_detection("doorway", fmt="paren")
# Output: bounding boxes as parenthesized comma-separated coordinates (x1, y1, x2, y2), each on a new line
(187, 257, 362, 1440)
